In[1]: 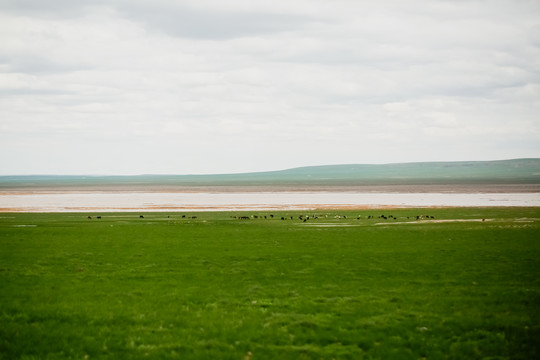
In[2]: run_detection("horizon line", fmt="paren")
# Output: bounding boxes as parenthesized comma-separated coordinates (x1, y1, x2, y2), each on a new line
(0, 158, 538, 177)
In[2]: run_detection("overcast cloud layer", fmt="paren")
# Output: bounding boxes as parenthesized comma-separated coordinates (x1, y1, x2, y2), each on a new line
(1, 0, 539, 175)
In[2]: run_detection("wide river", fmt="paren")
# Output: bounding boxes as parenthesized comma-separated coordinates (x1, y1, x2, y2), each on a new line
(1, 192, 539, 212)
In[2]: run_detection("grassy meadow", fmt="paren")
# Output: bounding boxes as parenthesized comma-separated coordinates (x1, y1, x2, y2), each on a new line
(0, 208, 539, 359)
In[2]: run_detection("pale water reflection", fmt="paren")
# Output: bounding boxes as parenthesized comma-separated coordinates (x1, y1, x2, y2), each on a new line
(1, 192, 539, 212)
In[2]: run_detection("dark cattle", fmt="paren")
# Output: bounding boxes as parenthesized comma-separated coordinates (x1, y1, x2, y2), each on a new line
(270, 214, 274, 218)
(97, 216, 101, 219)
(281, 217, 285, 220)
(140, 215, 144, 219)
(87, 216, 92, 220)
(182, 215, 186, 218)
(192, 216, 197, 219)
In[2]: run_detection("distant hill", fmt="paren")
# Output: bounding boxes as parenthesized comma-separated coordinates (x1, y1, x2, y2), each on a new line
(1, 159, 539, 189)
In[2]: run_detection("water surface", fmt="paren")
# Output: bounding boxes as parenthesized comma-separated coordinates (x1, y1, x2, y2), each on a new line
(1, 192, 539, 212)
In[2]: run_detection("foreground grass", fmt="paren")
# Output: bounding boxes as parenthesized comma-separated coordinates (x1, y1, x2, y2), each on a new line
(0, 208, 539, 359)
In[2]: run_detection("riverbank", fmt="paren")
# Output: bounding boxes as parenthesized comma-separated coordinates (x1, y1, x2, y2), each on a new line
(1, 183, 540, 194)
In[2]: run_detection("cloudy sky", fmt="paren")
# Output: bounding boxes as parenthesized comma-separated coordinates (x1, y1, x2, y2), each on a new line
(1, 0, 539, 175)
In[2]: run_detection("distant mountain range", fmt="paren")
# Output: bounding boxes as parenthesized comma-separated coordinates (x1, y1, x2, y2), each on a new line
(1, 159, 539, 189)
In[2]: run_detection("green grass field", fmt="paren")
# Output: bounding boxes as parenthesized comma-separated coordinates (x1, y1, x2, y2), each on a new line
(1, 208, 539, 359)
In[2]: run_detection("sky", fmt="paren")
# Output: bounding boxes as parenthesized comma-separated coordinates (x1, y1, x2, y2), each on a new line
(1, 0, 539, 175)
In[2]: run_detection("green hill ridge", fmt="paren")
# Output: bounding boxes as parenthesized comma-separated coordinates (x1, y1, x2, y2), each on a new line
(1, 159, 539, 188)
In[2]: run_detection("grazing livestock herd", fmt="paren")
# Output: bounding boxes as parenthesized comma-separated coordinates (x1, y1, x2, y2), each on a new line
(230, 213, 436, 222)
(87, 213, 437, 222)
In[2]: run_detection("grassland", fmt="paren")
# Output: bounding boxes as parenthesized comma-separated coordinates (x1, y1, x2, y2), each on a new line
(1, 208, 539, 359)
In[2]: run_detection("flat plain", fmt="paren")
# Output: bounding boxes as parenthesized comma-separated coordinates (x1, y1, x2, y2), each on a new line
(1, 208, 539, 359)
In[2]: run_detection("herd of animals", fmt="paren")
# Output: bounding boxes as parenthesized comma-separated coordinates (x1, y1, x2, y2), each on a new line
(87, 214, 198, 220)
(231, 214, 436, 222)
(87, 214, 436, 221)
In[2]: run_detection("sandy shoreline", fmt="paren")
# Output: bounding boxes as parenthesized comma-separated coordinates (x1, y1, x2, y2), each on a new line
(1, 183, 540, 194)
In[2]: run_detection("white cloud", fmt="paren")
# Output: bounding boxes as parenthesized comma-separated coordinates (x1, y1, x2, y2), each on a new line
(0, 0, 539, 174)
